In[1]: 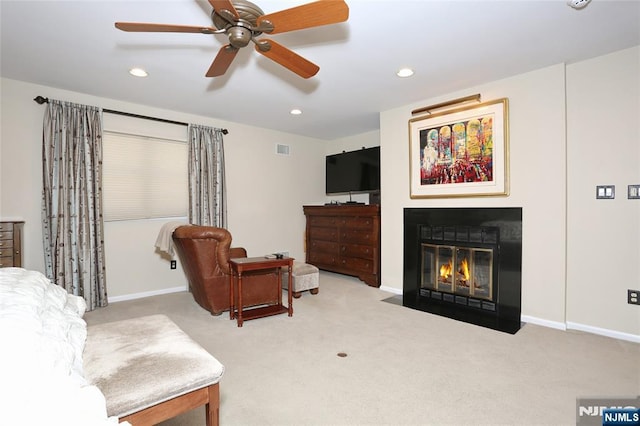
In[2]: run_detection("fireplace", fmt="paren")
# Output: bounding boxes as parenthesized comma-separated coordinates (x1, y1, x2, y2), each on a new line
(403, 208, 522, 334)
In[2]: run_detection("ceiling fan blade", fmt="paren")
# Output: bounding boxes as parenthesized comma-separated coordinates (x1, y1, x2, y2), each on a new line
(257, 0, 349, 34)
(255, 39, 319, 79)
(206, 45, 239, 77)
(208, 0, 239, 19)
(115, 22, 217, 34)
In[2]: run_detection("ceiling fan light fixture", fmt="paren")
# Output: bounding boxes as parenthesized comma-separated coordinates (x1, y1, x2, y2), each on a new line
(129, 67, 148, 77)
(227, 26, 252, 48)
(396, 67, 414, 78)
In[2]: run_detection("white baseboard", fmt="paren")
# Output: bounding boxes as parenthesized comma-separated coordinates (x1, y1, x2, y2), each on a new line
(522, 315, 640, 343)
(108, 286, 187, 303)
(565, 321, 640, 343)
(521, 315, 567, 331)
(380, 285, 402, 295)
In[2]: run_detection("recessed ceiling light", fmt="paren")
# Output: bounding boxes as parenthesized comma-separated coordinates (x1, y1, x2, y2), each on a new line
(129, 67, 148, 77)
(567, 0, 591, 9)
(290, 109, 302, 115)
(396, 68, 414, 78)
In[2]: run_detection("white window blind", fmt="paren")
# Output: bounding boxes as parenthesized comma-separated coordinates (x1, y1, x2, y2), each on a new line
(103, 131, 188, 221)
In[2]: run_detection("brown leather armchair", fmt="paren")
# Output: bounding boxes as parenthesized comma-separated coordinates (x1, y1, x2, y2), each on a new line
(172, 226, 280, 316)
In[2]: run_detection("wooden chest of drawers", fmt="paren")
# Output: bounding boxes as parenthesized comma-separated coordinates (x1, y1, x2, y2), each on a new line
(0, 221, 24, 268)
(303, 205, 380, 287)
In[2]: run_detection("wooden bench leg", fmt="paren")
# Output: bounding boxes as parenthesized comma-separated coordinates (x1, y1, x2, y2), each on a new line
(206, 383, 220, 426)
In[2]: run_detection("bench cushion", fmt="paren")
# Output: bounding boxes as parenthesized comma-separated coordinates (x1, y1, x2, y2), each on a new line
(83, 314, 224, 418)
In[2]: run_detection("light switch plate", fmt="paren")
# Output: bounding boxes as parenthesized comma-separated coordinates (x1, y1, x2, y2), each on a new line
(596, 185, 615, 199)
(628, 185, 640, 199)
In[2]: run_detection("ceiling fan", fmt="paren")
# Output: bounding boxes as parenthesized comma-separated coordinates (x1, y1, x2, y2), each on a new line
(115, 0, 349, 79)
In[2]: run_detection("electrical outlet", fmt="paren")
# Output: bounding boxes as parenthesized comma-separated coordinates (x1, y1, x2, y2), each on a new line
(628, 289, 640, 305)
(170, 260, 177, 270)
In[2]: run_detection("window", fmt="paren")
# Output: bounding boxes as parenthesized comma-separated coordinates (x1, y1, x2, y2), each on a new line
(103, 131, 188, 221)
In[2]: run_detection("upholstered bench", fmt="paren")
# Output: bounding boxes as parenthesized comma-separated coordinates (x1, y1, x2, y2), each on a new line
(84, 314, 224, 426)
(282, 261, 320, 298)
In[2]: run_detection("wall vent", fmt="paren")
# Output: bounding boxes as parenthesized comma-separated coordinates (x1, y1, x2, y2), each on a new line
(276, 144, 290, 156)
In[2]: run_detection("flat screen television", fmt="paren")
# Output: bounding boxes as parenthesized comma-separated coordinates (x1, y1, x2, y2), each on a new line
(325, 146, 380, 194)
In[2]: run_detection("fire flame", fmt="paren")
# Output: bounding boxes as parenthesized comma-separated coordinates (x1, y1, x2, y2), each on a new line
(459, 258, 470, 281)
(440, 260, 453, 280)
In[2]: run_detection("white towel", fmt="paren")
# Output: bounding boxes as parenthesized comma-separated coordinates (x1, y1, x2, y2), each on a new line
(155, 221, 189, 257)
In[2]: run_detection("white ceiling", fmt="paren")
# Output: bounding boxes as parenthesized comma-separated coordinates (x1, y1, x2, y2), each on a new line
(1, 0, 639, 140)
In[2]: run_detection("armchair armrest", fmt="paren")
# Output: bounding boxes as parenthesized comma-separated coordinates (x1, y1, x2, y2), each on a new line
(230, 247, 247, 259)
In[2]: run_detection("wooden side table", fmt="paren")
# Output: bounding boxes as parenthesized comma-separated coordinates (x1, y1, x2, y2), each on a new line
(229, 256, 294, 327)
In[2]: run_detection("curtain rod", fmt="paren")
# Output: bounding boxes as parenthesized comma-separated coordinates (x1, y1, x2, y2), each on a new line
(33, 96, 228, 135)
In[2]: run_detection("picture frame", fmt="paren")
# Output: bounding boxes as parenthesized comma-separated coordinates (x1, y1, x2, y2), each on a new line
(408, 97, 509, 198)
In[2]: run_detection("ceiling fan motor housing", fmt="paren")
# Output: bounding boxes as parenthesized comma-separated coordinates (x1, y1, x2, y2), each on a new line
(212, 0, 266, 48)
(212, 1, 264, 28)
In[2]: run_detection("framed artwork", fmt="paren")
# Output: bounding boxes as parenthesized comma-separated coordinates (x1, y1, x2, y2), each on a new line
(408, 97, 509, 198)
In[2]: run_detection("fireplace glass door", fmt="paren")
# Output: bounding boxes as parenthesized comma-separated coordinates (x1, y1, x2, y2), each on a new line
(421, 243, 493, 301)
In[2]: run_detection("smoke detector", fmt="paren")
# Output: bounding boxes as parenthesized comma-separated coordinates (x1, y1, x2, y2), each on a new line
(567, 0, 592, 9)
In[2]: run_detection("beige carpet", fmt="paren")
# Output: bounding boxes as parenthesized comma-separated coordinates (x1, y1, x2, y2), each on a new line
(84, 272, 640, 426)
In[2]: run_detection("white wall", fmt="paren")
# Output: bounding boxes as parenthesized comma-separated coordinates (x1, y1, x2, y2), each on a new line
(381, 64, 567, 322)
(0, 78, 326, 299)
(328, 130, 380, 155)
(379, 47, 639, 339)
(565, 47, 640, 336)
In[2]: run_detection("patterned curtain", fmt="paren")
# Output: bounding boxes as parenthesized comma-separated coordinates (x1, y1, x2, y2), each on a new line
(187, 124, 227, 227)
(42, 99, 107, 310)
